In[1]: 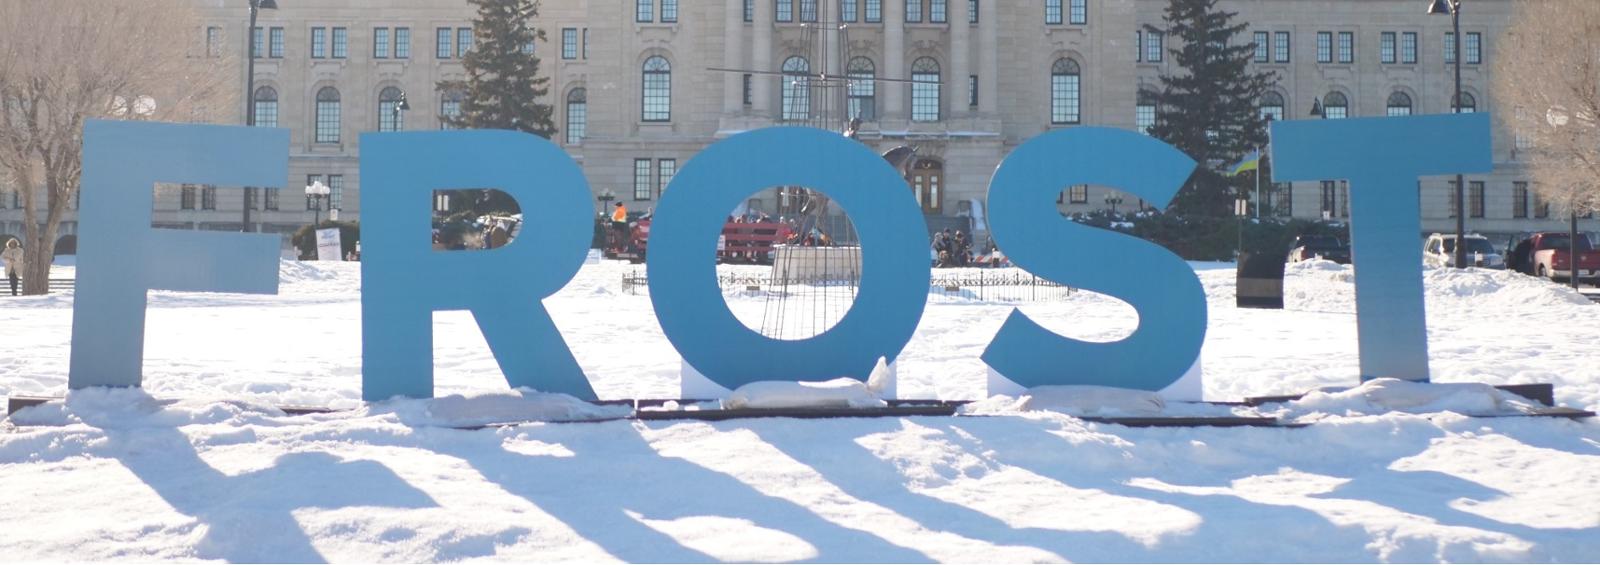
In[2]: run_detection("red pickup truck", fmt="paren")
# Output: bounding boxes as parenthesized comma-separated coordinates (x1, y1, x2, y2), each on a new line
(1508, 232, 1600, 283)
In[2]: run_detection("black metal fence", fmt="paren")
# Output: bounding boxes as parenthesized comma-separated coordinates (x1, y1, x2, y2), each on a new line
(621, 271, 1074, 302)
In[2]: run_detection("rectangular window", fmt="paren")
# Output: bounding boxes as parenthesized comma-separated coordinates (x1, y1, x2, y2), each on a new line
(374, 27, 389, 59)
(1136, 30, 1142, 62)
(1466, 32, 1481, 64)
(1337, 31, 1353, 63)
(1136, 103, 1155, 135)
(745, 0, 754, 22)
(252, 27, 265, 58)
(312, 27, 327, 58)
(562, 28, 577, 59)
(970, 0, 979, 24)
(930, 0, 946, 23)
(1145, 31, 1163, 63)
(1070, 0, 1086, 24)
(264, 188, 279, 211)
(663, 0, 678, 22)
(1470, 181, 1485, 218)
(842, 0, 858, 22)
(1254, 31, 1269, 63)
(270, 27, 284, 58)
(1513, 181, 1529, 219)
(437, 27, 451, 58)
(743, 74, 753, 105)
(392, 27, 410, 58)
(969, 74, 978, 107)
(1069, 185, 1088, 204)
(332, 27, 347, 58)
(800, 0, 818, 22)
(582, 29, 589, 58)
(329, 175, 344, 210)
(777, 0, 793, 22)
(1444, 32, 1455, 63)
(1275, 31, 1291, 62)
(1045, 0, 1062, 25)
(1401, 31, 1416, 64)
(905, 0, 921, 22)
(637, 0, 653, 22)
(457, 28, 473, 57)
(1317, 31, 1331, 63)
(206, 26, 222, 58)
(634, 159, 653, 200)
(866, 0, 882, 23)
(1534, 189, 1550, 219)
(181, 184, 196, 210)
(658, 159, 677, 196)
(201, 185, 217, 210)
(1381, 32, 1395, 64)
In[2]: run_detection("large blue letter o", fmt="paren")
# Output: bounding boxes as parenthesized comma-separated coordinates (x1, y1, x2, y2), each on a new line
(647, 127, 930, 389)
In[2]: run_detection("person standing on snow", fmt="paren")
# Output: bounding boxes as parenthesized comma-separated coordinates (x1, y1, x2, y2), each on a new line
(2, 238, 22, 296)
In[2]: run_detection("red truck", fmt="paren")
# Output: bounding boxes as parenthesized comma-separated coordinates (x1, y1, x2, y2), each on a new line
(1508, 232, 1600, 283)
(606, 217, 793, 264)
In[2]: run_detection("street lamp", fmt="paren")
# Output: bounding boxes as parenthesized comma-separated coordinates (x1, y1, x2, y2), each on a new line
(596, 188, 616, 217)
(1545, 105, 1591, 290)
(1103, 192, 1124, 215)
(1428, 0, 1468, 269)
(391, 91, 410, 130)
(306, 179, 330, 227)
(243, 0, 279, 234)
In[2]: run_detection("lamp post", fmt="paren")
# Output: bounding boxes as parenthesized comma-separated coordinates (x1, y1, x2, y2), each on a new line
(243, 0, 279, 234)
(391, 91, 410, 130)
(1103, 192, 1123, 215)
(1309, 96, 1324, 118)
(1428, 0, 1468, 269)
(1545, 106, 1588, 290)
(596, 188, 616, 217)
(306, 179, 330, 228)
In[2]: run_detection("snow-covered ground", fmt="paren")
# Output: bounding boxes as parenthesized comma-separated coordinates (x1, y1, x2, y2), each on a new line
(2, 258, 1597, 561)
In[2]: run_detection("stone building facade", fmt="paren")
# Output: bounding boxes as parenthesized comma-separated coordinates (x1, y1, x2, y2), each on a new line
(3, 0, 1592, 252)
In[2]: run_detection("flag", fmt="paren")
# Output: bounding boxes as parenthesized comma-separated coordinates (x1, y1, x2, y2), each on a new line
(1226, 149, 1261, 177)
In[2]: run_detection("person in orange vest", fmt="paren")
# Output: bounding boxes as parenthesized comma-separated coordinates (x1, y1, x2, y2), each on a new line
(610, 202, 629, 253)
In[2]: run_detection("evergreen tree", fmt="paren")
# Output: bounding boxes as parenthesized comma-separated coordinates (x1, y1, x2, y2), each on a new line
(440, 0, 556, 136)
(1146, 0, 1278, 217)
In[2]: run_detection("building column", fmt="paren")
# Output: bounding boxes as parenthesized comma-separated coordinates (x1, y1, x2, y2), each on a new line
(752, 0, 775, 119)
(950, 0, 971, 118)
(723, 0, 745, 115)
(884, 0, 906, 120)
(978, 0, 998, 116)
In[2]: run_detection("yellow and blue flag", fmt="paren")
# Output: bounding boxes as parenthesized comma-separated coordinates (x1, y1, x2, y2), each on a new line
(1226, 149, 1261, 176)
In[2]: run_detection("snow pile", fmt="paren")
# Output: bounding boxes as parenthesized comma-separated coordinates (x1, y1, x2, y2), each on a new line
(1422, 266, 1593, 308)
(7, 387, 285, 428)
(961, 385, 1251, 418)
(724, 378, 887, 410)
(1282, 378, 1544, 419)
(1285, 258, 1353, 281)
(405, 389, 632, 427)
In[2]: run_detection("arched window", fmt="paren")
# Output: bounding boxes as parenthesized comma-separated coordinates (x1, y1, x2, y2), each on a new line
(1386, 91, 1413, 117)
(1050, 58, 1081, 125)
(781, 56, 811, 121)
(910, 57, 941, 122)
(1260, 91, 1285, 122)
(641, 56, 672, 122)
(315, 87, 341, 143)
(566, 88, 587, 145)
(1136, 89, 1158, 135)
(439, 89, 464, 129)
(1452, 91, 1477, 114)
(1322, 91, 1348, 119)
(252, 86, 278, 128)
(378, 87, 405, 132)
(846, 56, 876, 121)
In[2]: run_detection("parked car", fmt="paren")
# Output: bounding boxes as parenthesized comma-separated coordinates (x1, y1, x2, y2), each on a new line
(1286, 234, 1351, 264)
(1508, 232, 1600, 283)
(1423, 233, 1504, 269)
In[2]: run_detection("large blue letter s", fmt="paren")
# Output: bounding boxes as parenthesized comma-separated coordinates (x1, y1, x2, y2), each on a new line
(982, 128, 1202, 392)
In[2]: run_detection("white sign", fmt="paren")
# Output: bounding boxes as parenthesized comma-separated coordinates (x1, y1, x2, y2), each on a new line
(315, 228, 342, 261)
